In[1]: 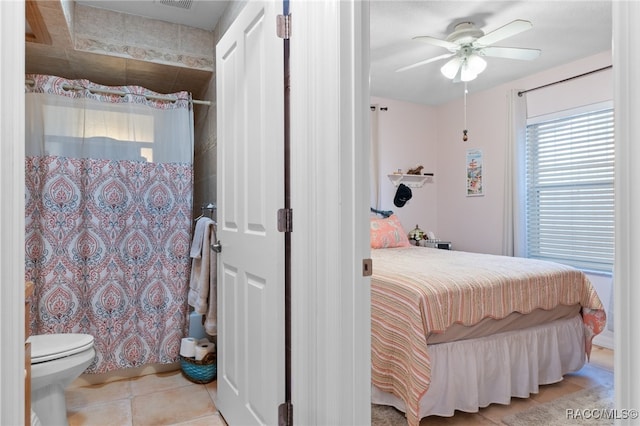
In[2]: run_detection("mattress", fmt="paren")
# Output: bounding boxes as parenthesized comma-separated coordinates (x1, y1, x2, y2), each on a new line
(426, 303, 580, 344)
(370, 246, 607, 426)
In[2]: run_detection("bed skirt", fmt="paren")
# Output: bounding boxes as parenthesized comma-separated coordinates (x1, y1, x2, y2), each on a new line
(371, 314, 586, 419)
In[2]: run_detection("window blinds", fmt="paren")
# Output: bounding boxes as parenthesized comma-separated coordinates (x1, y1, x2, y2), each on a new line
(525, 107, 614, 273)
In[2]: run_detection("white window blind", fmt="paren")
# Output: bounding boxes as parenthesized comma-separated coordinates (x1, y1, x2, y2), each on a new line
(525, 107, 614, 273)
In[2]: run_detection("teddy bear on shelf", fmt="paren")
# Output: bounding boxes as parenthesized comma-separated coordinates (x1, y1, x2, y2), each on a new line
(406, 165, 424, 175)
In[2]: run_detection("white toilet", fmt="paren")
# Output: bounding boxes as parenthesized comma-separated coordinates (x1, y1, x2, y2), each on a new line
(28, 333, 95, 426)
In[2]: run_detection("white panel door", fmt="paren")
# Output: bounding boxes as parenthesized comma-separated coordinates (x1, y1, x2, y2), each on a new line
(215, 1, 284, 425)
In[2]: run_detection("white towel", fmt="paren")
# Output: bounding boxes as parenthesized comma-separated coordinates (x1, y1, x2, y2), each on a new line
(188, 219, 216, 318)
(190, 217, 214, 258)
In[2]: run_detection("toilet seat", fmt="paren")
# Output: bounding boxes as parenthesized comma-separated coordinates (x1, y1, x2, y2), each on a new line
(28, 333, 94, 364)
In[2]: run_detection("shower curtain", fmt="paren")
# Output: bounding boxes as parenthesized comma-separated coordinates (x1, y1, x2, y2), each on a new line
(24, 74, 194, 374)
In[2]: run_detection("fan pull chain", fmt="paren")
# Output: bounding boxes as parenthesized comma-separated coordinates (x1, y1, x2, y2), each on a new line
(463, 83, 469, 141)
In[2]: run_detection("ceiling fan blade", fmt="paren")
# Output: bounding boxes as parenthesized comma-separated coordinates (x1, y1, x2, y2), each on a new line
(396, 53, 455, 72)
(475, 19, 533, 46)
(413, 35, 459, 51)
(481, 46, 541, 60)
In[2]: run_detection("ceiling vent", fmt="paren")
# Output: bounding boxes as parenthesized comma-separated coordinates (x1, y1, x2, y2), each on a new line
(158, 0, 194, 10)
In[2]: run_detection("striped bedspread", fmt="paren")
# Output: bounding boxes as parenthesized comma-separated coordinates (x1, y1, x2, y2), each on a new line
(370, 246, 606, 426)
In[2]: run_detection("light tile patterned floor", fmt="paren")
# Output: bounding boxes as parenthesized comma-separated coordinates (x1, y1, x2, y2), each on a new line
(66, 371, 223, 426)
(65, 346, 613, 425)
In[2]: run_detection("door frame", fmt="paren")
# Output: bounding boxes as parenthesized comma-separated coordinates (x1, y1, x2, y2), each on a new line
(289, 1, 371, 424)
(0, 1, 26, 424)
(613, 0, 640, 413)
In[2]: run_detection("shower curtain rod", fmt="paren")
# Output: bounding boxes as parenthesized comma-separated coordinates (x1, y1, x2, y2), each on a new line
(25, 78, 212, 106)
(517, 65, 612, 97)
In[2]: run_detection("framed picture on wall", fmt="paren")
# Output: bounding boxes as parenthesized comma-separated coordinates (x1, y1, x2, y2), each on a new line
(466, 149, 483, 196)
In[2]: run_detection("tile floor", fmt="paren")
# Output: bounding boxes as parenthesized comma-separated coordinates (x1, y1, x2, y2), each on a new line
(66, 370, 224, 426)
(65, 346, 613, 425)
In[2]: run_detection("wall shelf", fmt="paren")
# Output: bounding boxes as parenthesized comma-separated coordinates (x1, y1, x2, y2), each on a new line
(387, 173, 433, 188)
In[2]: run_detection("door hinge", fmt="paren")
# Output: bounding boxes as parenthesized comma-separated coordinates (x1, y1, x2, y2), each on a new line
(277, 14, 291, 39)
(362, 258, 373, 277)
(277, 208, 293, 232)
(278, 401, 293, 426)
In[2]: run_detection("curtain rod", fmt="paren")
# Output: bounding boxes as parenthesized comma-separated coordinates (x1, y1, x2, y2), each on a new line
(25, 78, 212, 106)
(517, 65, 612, 97)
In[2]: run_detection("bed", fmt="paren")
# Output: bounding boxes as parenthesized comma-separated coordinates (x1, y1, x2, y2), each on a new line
(369, 214, 607, 426)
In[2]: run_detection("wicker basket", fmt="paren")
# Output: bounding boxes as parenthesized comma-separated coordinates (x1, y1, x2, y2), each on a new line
(180, 352, 217, 384)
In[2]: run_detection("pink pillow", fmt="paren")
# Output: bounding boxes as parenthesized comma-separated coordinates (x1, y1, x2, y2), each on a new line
(370, 214, 410, 248)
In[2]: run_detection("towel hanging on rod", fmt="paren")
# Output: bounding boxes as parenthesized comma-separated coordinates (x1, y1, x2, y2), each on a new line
(194, 203, 217, 222)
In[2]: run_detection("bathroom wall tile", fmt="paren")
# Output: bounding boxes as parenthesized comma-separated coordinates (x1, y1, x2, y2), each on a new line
(72, 5, 213, 71)
(65, 379, 132, 409)
(68, 399, 133, 426)
(26, 45, 76, 80)
(75, 4, 125, 44)
(124, 14, 180, 51)
(66, 50, 128, 87)
(132, 384, 216, 426)
(28, 0, 216, 112)
(179, 26, 214, 57)
(125, 58, 180, 94)
(173, 68, 212, 97)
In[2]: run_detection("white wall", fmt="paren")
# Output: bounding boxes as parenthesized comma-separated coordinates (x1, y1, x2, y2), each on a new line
(436, 50, 612, 255)
(373, 51, 612, 254)
(370, 97, 438, 236)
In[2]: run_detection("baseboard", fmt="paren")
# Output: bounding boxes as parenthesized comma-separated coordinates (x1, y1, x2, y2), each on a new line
(592, 329, 614, 350)
(72, 362, 180, 386)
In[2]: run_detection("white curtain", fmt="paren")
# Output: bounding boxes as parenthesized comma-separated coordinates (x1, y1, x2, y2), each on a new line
(502, 89, 527, 257)
(25, 81, 192, 163)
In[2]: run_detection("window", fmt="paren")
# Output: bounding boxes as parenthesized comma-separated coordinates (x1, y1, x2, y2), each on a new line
(525, 106, 614, 274)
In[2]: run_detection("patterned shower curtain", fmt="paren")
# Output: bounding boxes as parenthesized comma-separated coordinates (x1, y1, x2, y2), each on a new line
(24, 75, 193, 374)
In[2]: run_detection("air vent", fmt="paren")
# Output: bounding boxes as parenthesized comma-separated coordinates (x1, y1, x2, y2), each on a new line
(159, 0, 193, 10)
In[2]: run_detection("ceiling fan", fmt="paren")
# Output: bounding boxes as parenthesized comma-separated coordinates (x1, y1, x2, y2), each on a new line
(397, 19, 541, 82)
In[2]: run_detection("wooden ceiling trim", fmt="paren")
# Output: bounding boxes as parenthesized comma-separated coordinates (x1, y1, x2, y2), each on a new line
(25, 0, 52, 45)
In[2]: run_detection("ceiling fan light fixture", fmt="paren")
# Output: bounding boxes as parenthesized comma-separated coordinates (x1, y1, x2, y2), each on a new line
(405, 18, 539, 86)
(440, 57, 462, 79)
(460, 64, 478, 82)
(466, 54, 487, 75)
